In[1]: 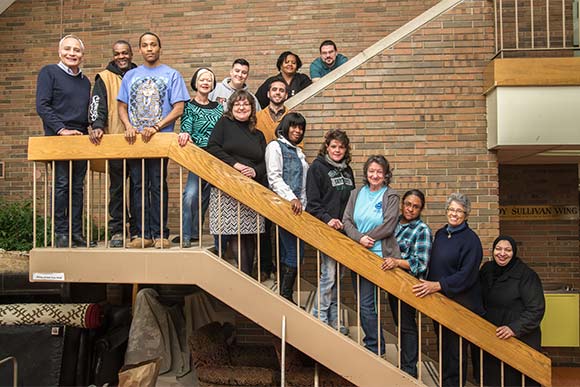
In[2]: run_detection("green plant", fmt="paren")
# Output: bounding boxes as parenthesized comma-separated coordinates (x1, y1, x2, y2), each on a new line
(0, 199, 47, 251)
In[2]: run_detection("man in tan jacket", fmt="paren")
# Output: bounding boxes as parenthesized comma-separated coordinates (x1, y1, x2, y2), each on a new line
(89, 40, 137, 247)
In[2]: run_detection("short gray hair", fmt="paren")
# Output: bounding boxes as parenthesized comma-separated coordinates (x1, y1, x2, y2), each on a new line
(59, 34, 85, 51)
(446, 192, 471, 215)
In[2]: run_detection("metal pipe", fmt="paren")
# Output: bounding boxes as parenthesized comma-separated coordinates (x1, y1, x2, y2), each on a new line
(459, 336, 463, 386)
(480, 347, 484, 387)
(418, 312, 422, 381)
(516, 0, 520, 49)
(256, 214, 261, 282)
(0, 356, 18, 387)
(377, 289, 382, 357)
(218, 190, 222, 258)
(160, 158, 164, 249)
(86, 160, 91, 247)
(297, 236, 301, 307)
(33, 162, 37, 249)
(501, 360, 505, 387)
(237, 201, 241, 271)
(44, 163, 48, 247)
(316, 250, 321, 321)
(357, 273, 361, 345)
(141, 158, 145, 248)
(438, 323, 443, 387)
(337, 261, 342, 333)
(531, 0, 536, 48)
(123, 159, 127, 247)
(51, 161, 55, 247)
(198, 174, 202, 245)
(105, 160, 109, 247)
(547, 0, 551, 48)
(276, 224, 280, 295)
(68, 160, 72, 247)
(281, 315, 286, 387)
(397, 297, 401, 366)
(179, 166, 183, 248)
(562, 0, 566, 47)
(494, 0, 499, 53)
(500, 0, 505, 54)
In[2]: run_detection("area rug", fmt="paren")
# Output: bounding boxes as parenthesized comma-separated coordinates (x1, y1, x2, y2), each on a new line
(0, 303, 101, 328)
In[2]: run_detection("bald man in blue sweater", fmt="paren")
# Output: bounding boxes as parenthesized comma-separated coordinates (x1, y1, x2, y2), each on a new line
(36, 35, 93, 248)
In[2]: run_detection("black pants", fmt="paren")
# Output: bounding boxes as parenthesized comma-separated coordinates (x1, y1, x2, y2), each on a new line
(388, 294, 418, 378)
(108, 159, 131, 235)
(259, 219, 273, 275)
(231, 234, 256, 275)
(434, 321, 468, 387)
(54, 160, 87, 236)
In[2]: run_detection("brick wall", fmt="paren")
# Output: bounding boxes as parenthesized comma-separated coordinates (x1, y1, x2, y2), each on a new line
(499, 164, 580, 365)
(0, 0, 529, 370)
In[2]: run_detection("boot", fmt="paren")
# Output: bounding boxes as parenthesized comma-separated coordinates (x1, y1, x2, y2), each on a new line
(279, 263, 297, 304)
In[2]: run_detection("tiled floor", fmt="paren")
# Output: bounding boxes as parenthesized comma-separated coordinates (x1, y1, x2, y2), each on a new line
(552, 367, 580, 387)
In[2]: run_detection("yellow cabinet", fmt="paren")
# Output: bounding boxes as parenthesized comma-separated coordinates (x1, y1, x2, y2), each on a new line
(541, 293, 579, 347)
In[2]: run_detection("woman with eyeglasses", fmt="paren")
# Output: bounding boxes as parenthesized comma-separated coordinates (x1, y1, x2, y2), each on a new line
(412, 192, 484, 387)
(207, 89, 267, 275)
(381, 189, 432, 378)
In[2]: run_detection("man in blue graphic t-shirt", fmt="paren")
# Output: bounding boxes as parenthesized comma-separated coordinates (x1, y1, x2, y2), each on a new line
(118, 32, 189, 249)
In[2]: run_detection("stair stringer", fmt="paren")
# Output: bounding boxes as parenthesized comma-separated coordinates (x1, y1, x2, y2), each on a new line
(29, 247, 422, 386)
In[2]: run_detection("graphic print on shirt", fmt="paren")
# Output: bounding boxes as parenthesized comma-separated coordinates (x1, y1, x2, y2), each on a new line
(328, 169, 353, 190)
(129, 76, 168, 128)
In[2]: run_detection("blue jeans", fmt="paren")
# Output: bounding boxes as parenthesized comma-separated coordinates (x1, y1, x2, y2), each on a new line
(128, 158, 169, 239)
(388, 293, 418, 377)
(352, 272, 385, 355)
(54, 160, 87, 235)
(312, 254, 342, 326)
(278, 228, 304, 268)
(182, 171, 211, 240)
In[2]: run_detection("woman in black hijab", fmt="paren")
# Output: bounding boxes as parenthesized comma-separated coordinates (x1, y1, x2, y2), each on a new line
(479, 235, 545, 387)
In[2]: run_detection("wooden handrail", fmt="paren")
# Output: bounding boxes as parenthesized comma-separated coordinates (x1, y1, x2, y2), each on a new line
(27, 133, 551, 386)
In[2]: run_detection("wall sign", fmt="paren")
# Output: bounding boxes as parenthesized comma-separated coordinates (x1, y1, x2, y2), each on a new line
(499, 205, 579, 221)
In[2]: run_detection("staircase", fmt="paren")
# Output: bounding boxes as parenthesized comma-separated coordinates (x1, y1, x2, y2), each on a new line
(27, 133, 551, 386)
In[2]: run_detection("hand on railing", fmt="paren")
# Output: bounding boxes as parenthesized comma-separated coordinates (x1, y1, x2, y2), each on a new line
(290, 198, 302, 215)
(358, 235, 375, 249)
(177, 132, 191, 147)
(141, 126, 157, 143)
(496, 325, 516, 340)
(412, 279, 441, 298)
(233, 162, 256, 179)
(327, 218, 343, 230)
(124, 126, 138, 144)
(88, 128, 104, 145)
(59, 128, 83, 136)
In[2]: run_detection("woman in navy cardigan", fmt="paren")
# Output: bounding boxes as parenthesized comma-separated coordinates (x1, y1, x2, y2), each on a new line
(412, 192, 484, 387)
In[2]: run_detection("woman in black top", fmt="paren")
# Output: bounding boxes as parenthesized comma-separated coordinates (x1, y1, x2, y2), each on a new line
(255, 51, 312, 108)
(479, 235, 545, 387)
(207, 89, 267, 275)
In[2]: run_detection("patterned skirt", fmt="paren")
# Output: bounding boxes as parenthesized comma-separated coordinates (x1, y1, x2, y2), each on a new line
(209, 188, 265, 235)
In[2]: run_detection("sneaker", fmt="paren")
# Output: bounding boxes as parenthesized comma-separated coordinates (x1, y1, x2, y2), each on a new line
(55, 234, 69, 248)
(182, 239, 192, 248)
(109, 233, 124, 248)
(172, 236, 199, 244)
(72, 234, 96, 248)
(128, 237, 154, 248)
(154, 238, 170, 249)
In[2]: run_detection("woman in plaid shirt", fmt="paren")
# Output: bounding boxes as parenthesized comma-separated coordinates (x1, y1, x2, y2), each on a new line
(381, 189, 433, 378)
